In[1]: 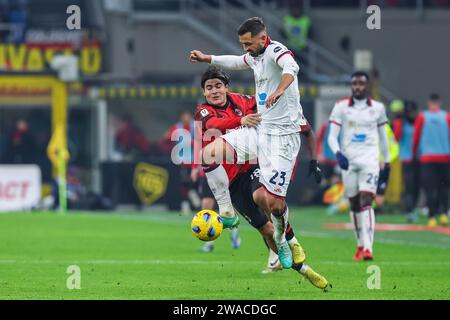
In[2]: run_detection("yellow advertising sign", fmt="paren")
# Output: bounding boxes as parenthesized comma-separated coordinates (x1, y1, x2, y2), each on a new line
(0, 43, 101, 75)
(133, 163, 169, 206)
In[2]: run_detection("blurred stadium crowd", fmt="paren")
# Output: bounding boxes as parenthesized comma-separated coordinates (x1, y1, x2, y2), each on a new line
(0, 0, 449, 226)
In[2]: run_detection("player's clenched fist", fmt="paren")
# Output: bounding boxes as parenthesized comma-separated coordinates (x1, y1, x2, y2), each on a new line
(241, 113, 262, 127)
(189, 50, 212, 63)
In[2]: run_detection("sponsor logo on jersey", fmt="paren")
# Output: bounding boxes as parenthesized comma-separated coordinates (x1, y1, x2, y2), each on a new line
(351, 133, 367, 143)
(274, 46, 282, 53)
(258, 92, 267, 106)
(200, 109, 209, 117)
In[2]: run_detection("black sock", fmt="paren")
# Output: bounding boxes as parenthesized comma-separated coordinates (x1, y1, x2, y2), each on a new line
(285, 222, 295, 242)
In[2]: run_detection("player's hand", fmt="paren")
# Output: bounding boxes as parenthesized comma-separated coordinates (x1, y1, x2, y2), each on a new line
(241, 114, 262, 127)
(378, 162, 391, 188)
(308, 160, 323, 184)
(336, 151, 349, 170)
(189, 50, 211, 63)
(190, 166, 200, 182)
(266, 89, 284, 108)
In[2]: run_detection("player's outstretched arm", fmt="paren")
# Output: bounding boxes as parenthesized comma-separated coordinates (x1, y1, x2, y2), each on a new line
(189, 50, 212, 63)
(211, 54, 250, 70)
(190, 50, 250, 71)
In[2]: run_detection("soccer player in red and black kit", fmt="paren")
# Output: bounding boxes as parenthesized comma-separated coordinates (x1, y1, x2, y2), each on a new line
(192, 66, 329, 290)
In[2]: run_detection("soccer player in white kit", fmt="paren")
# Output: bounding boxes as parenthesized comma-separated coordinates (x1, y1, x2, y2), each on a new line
(327, 71, 391, 261)
(190, 17, 303, 269)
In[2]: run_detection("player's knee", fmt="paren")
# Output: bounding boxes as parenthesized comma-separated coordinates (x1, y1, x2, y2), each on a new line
(201, 144, 214, 165)
(253, 188, 267, 210)
(267, 197, 286, 216)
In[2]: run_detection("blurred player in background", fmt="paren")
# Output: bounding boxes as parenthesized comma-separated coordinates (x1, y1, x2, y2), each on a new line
(392, 101, 420, 222)
(316, 121, 338, 181)
(374, 123, 398, 213)
(328, 71, 391, 261)
(413, 93, 450, 227)
(190, 17, 304, 269)
(165, 111, 200, 214)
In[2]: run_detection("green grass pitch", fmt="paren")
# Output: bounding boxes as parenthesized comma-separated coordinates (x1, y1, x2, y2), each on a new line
(0, 208, 449, 299)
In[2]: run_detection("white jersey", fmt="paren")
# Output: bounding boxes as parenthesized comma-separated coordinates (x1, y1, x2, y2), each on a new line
(329, 97, 388, 165)
(211, 38, 303, 135)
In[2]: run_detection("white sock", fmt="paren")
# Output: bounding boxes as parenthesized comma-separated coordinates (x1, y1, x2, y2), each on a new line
(203, 165, 234, 218)
(287, 236, 298, 246)
(360, 206, 372, 252)
(299, 263, 308, 274)
(267, 249, 279, 267)
(271, 206, 288, 244)
(349, 211, 363, 247)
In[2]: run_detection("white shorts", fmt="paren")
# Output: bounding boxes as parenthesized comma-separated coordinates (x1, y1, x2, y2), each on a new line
(342, 162, 380, 198)
(221, 126, 301, 198)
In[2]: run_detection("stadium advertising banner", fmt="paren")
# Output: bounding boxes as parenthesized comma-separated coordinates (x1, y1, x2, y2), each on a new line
(0, 165, 42, 212)
(0, 29, 102, 75)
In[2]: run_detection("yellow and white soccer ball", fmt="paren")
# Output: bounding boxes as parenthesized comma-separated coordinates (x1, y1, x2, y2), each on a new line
(191, 210, 223, 241)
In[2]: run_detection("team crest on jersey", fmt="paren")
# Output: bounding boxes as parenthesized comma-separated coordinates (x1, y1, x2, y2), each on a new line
(256, 77, 268, 88)
(234, 109, 243, 116)
(200, 109, 209, 117)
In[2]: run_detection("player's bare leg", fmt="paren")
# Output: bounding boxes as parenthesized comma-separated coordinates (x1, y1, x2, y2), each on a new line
(253, 187, 292, 269)
(202, 138, 239, 228)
